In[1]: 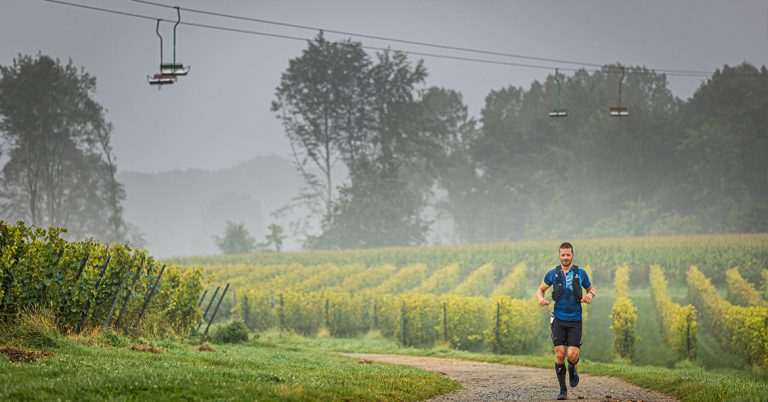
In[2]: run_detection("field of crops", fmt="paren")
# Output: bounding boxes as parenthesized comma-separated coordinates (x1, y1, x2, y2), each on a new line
(175, 234, 768, 370)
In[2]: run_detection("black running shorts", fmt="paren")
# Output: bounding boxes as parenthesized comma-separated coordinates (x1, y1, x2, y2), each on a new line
(550, 317, 582, 347)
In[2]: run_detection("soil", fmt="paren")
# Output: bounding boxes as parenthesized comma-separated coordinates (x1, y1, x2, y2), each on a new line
(342, 353, 678, 402)
(0, 346, 55, 363)
(196, 345, 214, 352)
(128, 344, 163, 353)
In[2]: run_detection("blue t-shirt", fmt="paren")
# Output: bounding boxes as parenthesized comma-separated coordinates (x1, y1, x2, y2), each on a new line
(543, 266, 591, 322)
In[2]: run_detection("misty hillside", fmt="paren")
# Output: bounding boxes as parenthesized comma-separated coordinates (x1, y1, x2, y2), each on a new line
(118, 154, 304, 258)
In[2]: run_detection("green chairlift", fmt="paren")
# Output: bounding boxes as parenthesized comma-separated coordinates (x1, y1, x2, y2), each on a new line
(148, 19, 175, 86)
(160, 7, 190, 77)
(609, 66, 629, 117)
(548, 68, 567, 117)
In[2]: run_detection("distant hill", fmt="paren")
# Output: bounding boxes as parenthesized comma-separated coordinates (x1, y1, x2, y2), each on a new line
(118, 154, 306, 258)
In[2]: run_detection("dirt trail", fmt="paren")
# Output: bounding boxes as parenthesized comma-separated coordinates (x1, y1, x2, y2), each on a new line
(342, 353, 677, 402)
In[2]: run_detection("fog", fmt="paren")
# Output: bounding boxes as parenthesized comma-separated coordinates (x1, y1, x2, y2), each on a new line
(1, 0, 767, 257)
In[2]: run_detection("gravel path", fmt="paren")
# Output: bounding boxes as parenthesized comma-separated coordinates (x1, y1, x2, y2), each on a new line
(342, 353, 678, 402)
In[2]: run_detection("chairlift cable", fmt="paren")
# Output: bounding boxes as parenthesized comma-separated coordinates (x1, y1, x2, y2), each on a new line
(42, 0, 727, 79)
(125, 0, 717, 77)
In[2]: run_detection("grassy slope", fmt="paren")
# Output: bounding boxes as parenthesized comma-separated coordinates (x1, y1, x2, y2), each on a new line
(0, 338, 458, 401)
(259, 330, 768, 402)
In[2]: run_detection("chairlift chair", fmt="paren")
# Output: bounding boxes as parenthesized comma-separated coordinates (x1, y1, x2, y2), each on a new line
(161, 7, 190, 77)
(147, 19, 175, 87)
(609, 106, 629, 117)
(548, 68, 568, 118)
(609, 66, 629, 117)
(148, 73, 176, 86)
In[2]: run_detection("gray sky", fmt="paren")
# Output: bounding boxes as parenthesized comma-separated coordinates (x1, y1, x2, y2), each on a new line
(1, 0, 767, 173)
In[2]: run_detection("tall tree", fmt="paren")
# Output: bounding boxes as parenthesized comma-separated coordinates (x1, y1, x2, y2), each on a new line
(272, 32, 371, 218)
(0, 54, 131, 242)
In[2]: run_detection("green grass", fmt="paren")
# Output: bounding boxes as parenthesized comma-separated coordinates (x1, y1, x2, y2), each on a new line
(258, 330, 768, 402)
(0, 336, 458, 401)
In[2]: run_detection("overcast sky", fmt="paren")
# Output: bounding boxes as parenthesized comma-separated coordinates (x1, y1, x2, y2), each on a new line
(1, 0, 767, 173)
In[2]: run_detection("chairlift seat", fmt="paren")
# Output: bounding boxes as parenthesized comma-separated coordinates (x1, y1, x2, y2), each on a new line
(609, 107, 629, 117)
(549, 109, 568, 118)
(148, 74, 176, 86)
(160, 63, 190, 76)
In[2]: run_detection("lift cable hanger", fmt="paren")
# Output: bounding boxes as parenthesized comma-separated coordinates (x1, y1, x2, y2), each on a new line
(161, 7, 190, 76)
(609, 66, 629, 117)
(147, 19, 175, 86)
(548, 68, 567, 118)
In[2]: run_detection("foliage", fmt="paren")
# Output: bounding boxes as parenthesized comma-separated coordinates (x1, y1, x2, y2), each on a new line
(306, 159, 429, 249)
(176, 233, 768, 288)
(213, 221, 259, 255)
(441, 295, 491, 351)
(264, 223, 287, 252)
(485, 296, 544, 355)
(687, 266, 768, 369)
(0, 54, 134, 243)
(396, 294, 441, 347)
(237, 289, 275, 332)
(610, 267, 637, 361)
(725, 267, 766, 307)
(451, 263, 496, 296)
(649, 265, 697, 360)
(411, 263, 466, 295)
(491, 263, 528, 298)
(0, 220, 205, 334)
(210, 320, 249, 343)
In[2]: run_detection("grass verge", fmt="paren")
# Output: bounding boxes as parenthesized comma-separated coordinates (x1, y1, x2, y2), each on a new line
(0, 335, 458, 401)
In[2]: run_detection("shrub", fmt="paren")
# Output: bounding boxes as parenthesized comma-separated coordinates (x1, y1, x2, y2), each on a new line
(210, 320, 249, 344)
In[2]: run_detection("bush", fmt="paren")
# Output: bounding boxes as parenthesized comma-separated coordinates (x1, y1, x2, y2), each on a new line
(210, 320, 249, 344)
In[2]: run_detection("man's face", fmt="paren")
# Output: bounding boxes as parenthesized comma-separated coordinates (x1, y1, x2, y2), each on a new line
(559, 248, 573, 268)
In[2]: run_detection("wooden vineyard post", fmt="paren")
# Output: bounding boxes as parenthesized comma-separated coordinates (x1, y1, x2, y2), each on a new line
(77, 254, 111, 334)
(196, 286, 220, 332)
(204, 283, 230, 336)
(115, 257, 146, 331)
(135, 264, 165, 326)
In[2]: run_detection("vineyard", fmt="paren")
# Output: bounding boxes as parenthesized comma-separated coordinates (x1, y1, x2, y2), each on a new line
(0, 221, 205, 335)
(3, 221, 767, 372)
(175, 233, 768, 370)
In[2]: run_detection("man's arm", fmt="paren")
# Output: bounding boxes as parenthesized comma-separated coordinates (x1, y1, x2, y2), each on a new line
(582, 285, 595, 304)
(537, 282, 550, 307)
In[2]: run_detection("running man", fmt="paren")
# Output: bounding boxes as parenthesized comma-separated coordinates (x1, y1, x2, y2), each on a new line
(537, 242, 595, 400)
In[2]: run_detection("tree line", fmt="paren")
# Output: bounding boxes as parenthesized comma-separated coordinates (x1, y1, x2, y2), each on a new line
(2, 41, 765, 251)
(273, 33, 768, 249)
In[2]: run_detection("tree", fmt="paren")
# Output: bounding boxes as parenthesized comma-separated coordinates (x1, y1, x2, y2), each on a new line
(214, 221, 258, 254)
(273, 34, 433, 246)
(0, 53, 133, 242)
(264, 223, 286, 252)
(680, 63, 768, 231)
(306, 159, 429, 249)
(272, 32, 372, 218)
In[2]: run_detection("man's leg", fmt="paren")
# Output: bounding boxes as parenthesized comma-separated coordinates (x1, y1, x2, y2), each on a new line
(567, 346, 580, 388)
(565, 321, 583, 389)
(552, 320, 568, 400)
(554, 346, 567, 399)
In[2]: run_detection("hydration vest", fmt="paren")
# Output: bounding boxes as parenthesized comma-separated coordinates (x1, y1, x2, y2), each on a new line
(551, 265, 583, 303)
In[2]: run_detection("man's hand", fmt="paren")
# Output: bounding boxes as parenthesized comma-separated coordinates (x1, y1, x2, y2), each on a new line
(582, 292, 594, 304)
(538, 298, 550, 307)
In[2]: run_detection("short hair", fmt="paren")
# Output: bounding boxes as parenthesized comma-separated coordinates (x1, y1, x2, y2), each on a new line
(559, 242, 574, 253)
